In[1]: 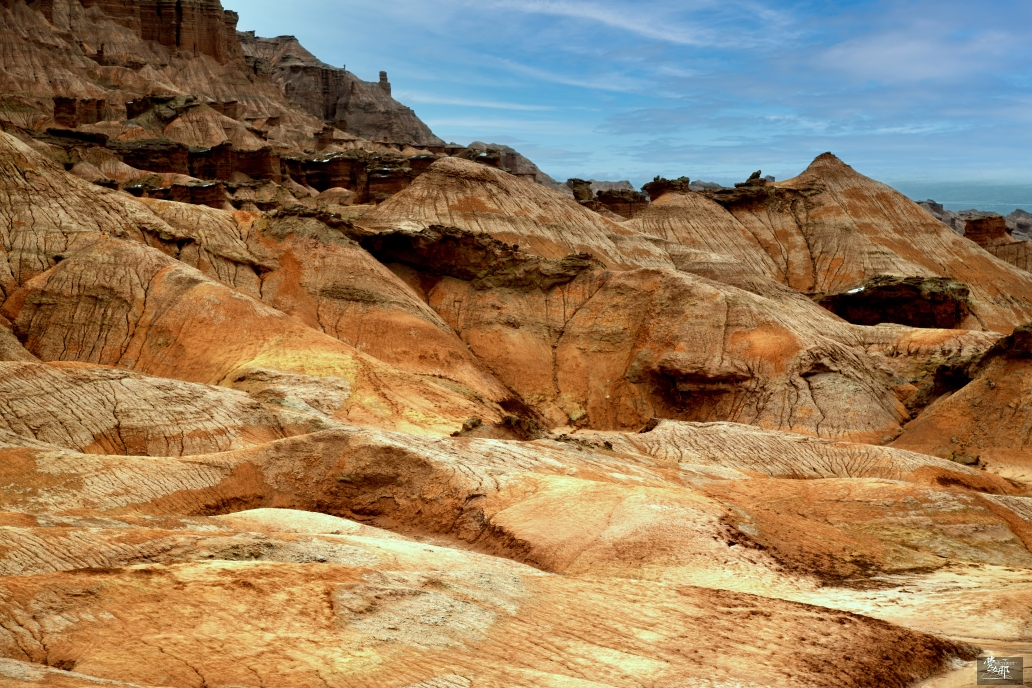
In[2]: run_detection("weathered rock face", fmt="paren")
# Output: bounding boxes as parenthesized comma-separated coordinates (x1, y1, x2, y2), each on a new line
(238, 32, 444, 147)
(697, 153, 1032, 332)
(893, 324, 1032, 471)
(816, 276, 972, 329)
(956, 211, 1032, 276)
(0, 360, 328, 455)
(361, 156, 672, 268)
(566, 178, 648, 218)
(0, 131, 170, 301)
(985, 239, 1032, 275)
(0, 236, 504, 435)
(74, 0, 242, 63)
(0, 0, 272, 113)
(355, 222, 910, 442)
(0, 0, 454, 217)
(627, 189, 783, 279)
(594, 187, 649, 219)
(964, 213, 1013, 248)
(642, 175, 693, 200)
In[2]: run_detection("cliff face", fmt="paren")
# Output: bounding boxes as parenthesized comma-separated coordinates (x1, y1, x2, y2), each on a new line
(0, 0, 455, 207)
(0, 0, 300, 125)
(2, 0, 241, 63)
(80, 0, 242, 63)
(0, 0, 442, 147)
(239, 32, 444, 146)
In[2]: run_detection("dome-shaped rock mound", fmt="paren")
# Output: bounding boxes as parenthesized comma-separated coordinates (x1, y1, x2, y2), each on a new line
(627, 189, 783, 281)
(694, 153, 1032, 332)
(137, 200, 515, 403)
(0, 360, 330, 456)
(359, 156, 672, 269)
(428, 261, 909, 441)
(0, 237, 503, 435)
(0, 131, 175, 300)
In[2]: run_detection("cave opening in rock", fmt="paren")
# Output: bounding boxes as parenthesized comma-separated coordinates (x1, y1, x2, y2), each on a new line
(816, 276, 972, 328)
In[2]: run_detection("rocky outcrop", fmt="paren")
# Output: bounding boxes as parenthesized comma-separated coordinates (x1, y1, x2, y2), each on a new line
(953, 210, 1032, 276)
(565, 178, 648, 219)
(697, 153, 1032, 332)
(642, 175, 693, 200)
(964, 212, 1013, 247)
(238, 32, 443, 147)
(0, 130, 172, 300)
(468, 141, 571, 195)
(930, 209, 1032, 277)
(289, 149, 418, 203)
(1007, 209, 1032, 240)
(361, 157, 672, 268)
(893, 323, 1032, 469)
(593, 187, 648, 219)
(917, 199, 962, 233)
(73, 0, 242, 63)
(1, 237, 504, 434)
(0, 0, 276, 113)
(816, 276, 972, 329)
(0, 0, 456, 215)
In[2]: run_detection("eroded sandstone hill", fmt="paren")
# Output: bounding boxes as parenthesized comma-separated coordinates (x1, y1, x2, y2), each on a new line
(0, 3, 1031, 687)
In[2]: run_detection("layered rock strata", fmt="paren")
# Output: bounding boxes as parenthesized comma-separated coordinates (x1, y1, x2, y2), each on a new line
(238, 32, 444, 146)
(0, 5, 1031, 685)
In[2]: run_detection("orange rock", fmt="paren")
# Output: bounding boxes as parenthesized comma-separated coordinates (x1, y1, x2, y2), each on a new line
(0, 360, 328, 456)
(1, 237, 502, 435)
(0, 131, 168, 298)
(674, 154, 1032, 332)
(429, 263, 907, 440)
(894, 324, 1032, 471)
(137, 200, 515, 403)
(360, 156, 672, 268)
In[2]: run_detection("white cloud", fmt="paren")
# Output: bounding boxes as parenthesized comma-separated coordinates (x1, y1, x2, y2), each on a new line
(423, 117, 584, 135)
(465, 0, 794, 49)
(820, 26, 1010, 83)
(395, 92, 554, 111)
(497, 59, 643, 93)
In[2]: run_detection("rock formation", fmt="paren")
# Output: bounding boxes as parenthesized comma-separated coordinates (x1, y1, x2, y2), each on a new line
(467, 141, 571, 195)
(1007, 208, 1032, 239)
(238, 32, 444, 146)
(681, 154, 1032, 333)
(949, 210, 1032, 277)
(360, 156, 672, 268)
(564, 178, 648, 219)
(0, 3, 1031, 686)
(0, 0, 508, 217)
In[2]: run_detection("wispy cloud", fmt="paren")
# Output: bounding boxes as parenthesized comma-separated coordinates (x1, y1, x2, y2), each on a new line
(395, 92, 553, 111)
(497, 59, 643, 93)
(466, 0, 795, 48)
(422, 117, 585, 136)
(820, 29, 1010, 83)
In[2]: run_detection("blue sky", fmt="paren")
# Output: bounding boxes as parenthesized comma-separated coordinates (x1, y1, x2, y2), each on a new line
(225, 0, 1032, 188)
